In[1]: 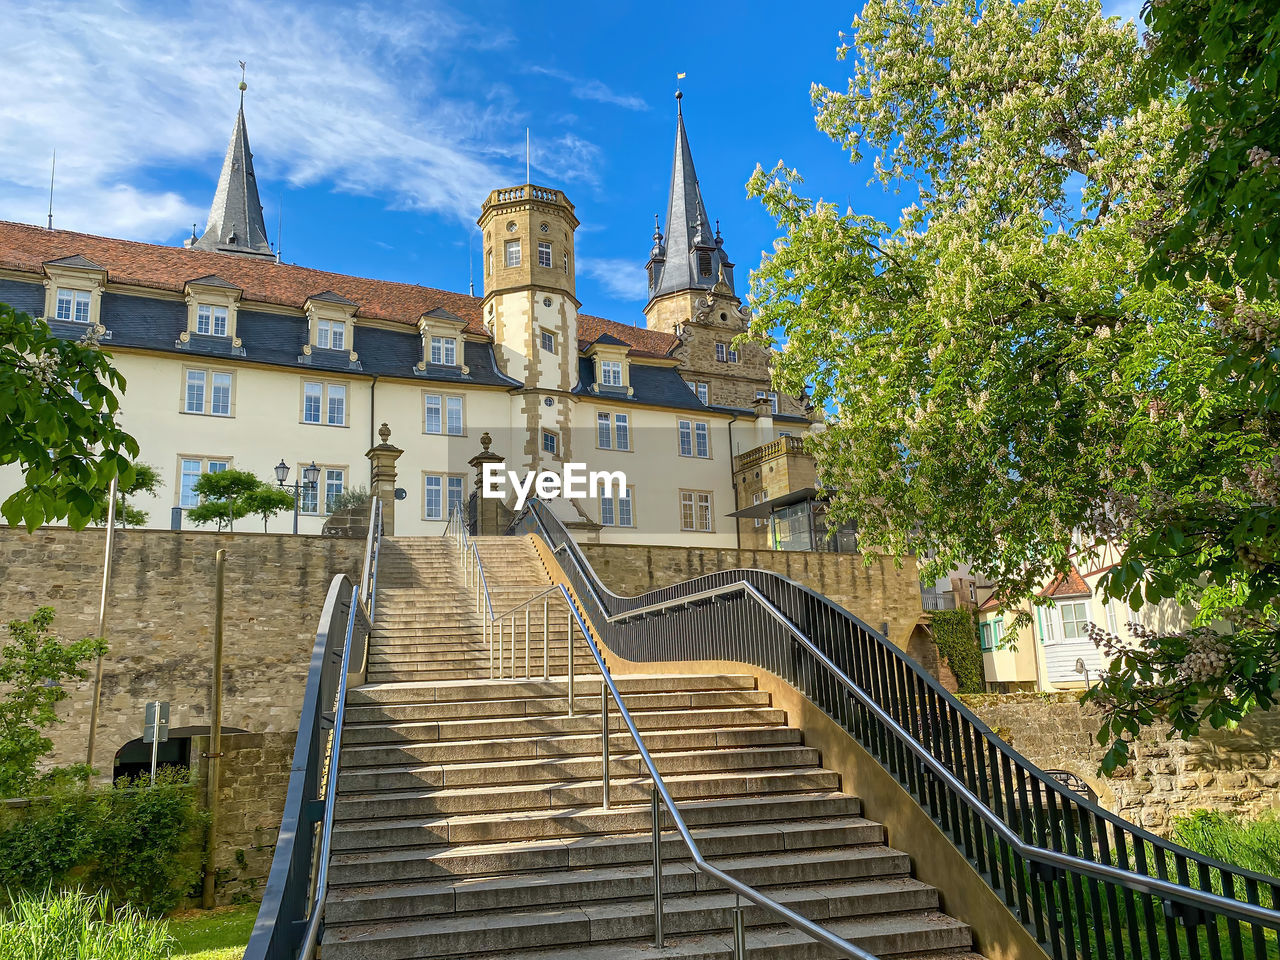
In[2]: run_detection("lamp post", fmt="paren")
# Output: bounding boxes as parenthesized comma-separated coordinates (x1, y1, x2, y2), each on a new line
(275, 460, 321, 534)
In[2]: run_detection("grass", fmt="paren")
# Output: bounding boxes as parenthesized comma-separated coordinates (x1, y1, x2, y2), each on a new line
(0, 887, 173, 960)
(168, 903, 257, 960)
(1171, 809, 1280, 881)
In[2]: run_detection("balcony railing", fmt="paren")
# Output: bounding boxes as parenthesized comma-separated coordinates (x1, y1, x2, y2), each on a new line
(732, 433, 808, 471)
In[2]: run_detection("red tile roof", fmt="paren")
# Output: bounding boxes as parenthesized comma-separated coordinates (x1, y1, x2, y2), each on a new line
(0, 220, 678, 356)
(1039, 564, 1091, 599)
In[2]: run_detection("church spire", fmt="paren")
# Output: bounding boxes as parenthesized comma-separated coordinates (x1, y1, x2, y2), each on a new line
(646, 90, 734, 304)
(187, 67, 274, 260)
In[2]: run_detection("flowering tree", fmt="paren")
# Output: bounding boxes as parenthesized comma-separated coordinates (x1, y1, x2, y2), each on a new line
(0, 303, 138, 530)
(746, 0, 1280, 771)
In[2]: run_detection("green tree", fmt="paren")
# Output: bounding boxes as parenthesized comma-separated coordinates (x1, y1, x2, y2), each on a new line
(0, 608, 105, 798)
(0, 303, 138, 530)
(745, 0, 1280, 772)
(187, 469, 261, 532)
(93, 462, 161, 528)
(242, 484, 296, 532)
(1140, 0, 1280, 300)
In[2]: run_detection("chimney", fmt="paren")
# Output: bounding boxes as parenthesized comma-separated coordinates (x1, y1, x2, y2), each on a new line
(753, 395, 774, 447)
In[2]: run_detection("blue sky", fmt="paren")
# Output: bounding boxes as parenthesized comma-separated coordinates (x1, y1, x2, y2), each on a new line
(0, 0, 1143, 325)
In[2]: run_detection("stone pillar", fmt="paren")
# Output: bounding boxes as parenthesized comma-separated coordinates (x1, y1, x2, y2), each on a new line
(366, 422, 404, 536)
(468, 432, 508, 536)
(753, 395, 775, 447)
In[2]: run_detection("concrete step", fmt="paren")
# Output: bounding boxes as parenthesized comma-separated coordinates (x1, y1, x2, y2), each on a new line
(328, 822, 904, 887)
(341, 725, 802, 768)
(337, 744, 822, 793)
(323, 890, 968, 960)
(330, 792, 862, 851)
(333, 768, 843, 820)
(342, 706, 792, 746)
(344, 689, 772, 724)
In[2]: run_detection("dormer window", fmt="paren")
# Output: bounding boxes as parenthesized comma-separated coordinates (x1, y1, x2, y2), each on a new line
(56, 288, 92, 323)
(601, 360, 623, 387)
(698, 251, 713, 277)
(196, 304, 229, 337)
(430, 335, 457, 366)
(505, 239, 522, 267)
(317, 319, 345, 350)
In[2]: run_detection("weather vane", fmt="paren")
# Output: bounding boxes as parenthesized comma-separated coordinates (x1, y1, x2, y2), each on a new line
(239, 60, 247, 93)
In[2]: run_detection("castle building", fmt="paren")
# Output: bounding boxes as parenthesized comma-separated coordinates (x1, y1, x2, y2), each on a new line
(0, 89, 825, 544)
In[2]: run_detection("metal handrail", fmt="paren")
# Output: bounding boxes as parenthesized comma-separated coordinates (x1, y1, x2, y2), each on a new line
(512, 497, 1280, 959)
(244, 496, 382, 960)
(555, 583, 876, 959)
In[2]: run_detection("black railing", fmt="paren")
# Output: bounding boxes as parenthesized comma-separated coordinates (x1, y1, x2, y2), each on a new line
(511, 498, 1280, 960)
(244, 498, 381, 960)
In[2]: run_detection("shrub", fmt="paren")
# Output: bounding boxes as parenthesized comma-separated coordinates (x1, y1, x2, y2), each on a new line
(930, 608, 985, 694)
(329, 486, 371, 512)
(0, 769, 208, 914)
(0, 886, 173, 960)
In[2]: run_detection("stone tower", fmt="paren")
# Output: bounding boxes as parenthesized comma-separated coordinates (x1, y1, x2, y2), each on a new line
(644, 92, 737, 335)
(477, 184, 581, 473)
(186, 83, 275, 260)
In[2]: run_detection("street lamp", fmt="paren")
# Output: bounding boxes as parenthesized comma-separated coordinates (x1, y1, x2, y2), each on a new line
(275, 460, 321, 534)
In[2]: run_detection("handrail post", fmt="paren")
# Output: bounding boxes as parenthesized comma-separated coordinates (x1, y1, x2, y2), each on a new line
(524, 607, 530, 679)
(497, 619, 503, 680)
(652, 783, 664, 947)
(542, 598, 549, 680)
(732, 898, 746, 959)
(601, 681, 610, 810)
(509, 615, 515, 679)
(566, 613, 575, 717)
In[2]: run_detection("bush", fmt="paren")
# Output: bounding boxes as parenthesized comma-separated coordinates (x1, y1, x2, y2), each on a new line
(329, 486, 371, 512)
(1171, 810, 1280, 880)
(930, 608, 985, 694)
(0, 769, 208, 914)
(0, 886, 173, 960)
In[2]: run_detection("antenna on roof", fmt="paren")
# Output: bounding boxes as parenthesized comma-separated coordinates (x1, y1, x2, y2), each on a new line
(525, 128, 531, 185)
(468, 228, 476, 297)
(275, 192, 283, 264)
(46, 149, 56, 230)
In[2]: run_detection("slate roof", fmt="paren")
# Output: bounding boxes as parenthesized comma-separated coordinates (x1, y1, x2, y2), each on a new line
(190, 99, 274, 259)
(46, 253, 106, 270)
(575, 357, 712, 412)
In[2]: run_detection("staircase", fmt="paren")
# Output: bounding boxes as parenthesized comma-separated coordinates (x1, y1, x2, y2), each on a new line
(323, 537, 986, 960)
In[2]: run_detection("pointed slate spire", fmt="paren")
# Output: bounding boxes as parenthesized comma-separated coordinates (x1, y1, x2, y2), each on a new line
(188, 78, 274, 260)
(648, 91, 734, 303)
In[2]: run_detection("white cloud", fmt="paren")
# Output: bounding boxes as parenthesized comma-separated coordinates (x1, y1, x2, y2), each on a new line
(0, 0, 582, 241)
(529, 67, 648, 111)
(578, 257, 649, 302)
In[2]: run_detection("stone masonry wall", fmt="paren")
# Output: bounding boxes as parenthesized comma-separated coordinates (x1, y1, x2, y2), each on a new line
(961, 692, 1280, 834)
(0, 527, 363, 779)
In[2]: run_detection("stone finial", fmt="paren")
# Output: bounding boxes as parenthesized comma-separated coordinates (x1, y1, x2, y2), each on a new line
(378, 421, 391, 444)
(480, 431, 492, 452)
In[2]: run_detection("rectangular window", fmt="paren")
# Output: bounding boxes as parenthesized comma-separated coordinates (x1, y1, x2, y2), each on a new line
(756, 390, 779, 414)
(447, 475, 464, 518)
(210, 372, 232, 417)
(614, 412, 629, 451)
(618, 487, 633, 527)
(600, 487, 634, 527)
(597, 412, 612, 450)
(680, 491, 713, 532)
(678, 419, 693, 457)
(694, 422, 709, 458)
(430, 335, 457, 366)
(752, 491, 762, 528)
(197, 304, 228, 337)
(542, 430, 558, 455)
(505, 239, 522, 267)
(715, 342, 726, 362)
(324, 469, 344, 514)
(600, 496, 614, 526)
(424, 474, 442, 520)
(537, 240, 552, 268)
(303, 382, 322, 423)
(56, 288, 91, 323)
(179, 457, 229, 509)
(540, 330, 555, 353)
(317, 319, 346, 351)
(425, 394, 441, 434)
(728, 346, 738, 363)
(446, 396, 463, 435)
(601, 360, 623, 387)
(327, 384, 346, 426)
(1058, 600, 1091, 641)
(185, 370, 206, 414)
(686, 381, 708, 405)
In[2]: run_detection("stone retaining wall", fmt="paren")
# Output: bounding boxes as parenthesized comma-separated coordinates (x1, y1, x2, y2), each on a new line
(961, 692, 1280, 833)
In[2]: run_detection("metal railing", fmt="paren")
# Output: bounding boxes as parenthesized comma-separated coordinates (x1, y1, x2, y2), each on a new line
(445, 504, 581, 698)
(244, 497, 382, 960)
(447, 507, 875, 958)
(510, 498, 1280, 960)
